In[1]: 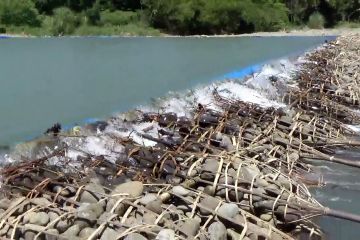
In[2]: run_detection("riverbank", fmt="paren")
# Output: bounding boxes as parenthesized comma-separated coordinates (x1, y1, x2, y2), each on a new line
(1, 27, 359, 38)
(0, 33, 360, 240)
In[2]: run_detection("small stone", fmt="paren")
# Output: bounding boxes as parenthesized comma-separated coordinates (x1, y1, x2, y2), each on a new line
(100, 212, 115, 223)
(199, 196, 220, 215)
(260, 213, 272, 221)
(156, 229, 175, 240)
(100, 227, 118, 240)
(111, 181, 144, 198)
(252, 188, 266, 202)
(46, 228, 59, 240)
(23, 212, 36, 224)
(239, 166, 261, 182)
(79, 227, 96, 238)
(145, 199, 163, 214)
(208, 221, 227, 240)
(220, 135, 235, 152)
(124, 233, 148, 240)
(55, 220, 71, 233)
(172, 186, 190, 196)
(106, 199, 125, 215)
(24, 230, 36, 240)
(165, 175, 182, 184)
(143, 212, 157, 224)
(76, 203, 103, 227)
(204, 186, 215, 196)
(31, 197, 52, 206)
(253, 200, 276, 210)
(181, 218, 200, 237)
(80, 183, 105, 203)
(0, 198, 11, 209)
(218, 203, 239, 219)
(52, 185, 71, 197)
(256, 178, 269, 187)
(24, 224, 45, 233)
(29, 212, 50, 226)
(48, 211, 60, 222)
(227, 229, 241, 240)
(139, 194, 158, 205)
(61, 224, 80, 238)
(201, 160, 219, 180)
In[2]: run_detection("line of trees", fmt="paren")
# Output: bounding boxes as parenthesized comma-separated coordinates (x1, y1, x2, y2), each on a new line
(0, 0, 359, 35)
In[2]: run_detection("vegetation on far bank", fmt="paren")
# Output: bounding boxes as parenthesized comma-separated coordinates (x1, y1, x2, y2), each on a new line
(0, 0, 359, 36)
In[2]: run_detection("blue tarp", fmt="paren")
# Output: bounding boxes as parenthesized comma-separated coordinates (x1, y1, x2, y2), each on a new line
(222, 64, 263, 79)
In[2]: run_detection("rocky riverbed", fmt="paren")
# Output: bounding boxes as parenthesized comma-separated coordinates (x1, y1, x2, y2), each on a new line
(0, 34, 359, 240)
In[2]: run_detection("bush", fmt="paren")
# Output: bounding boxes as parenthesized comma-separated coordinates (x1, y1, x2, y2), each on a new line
(51, 7, 80, 35)
(85, 4, 101, 25)
(307, 12, 325, 29)
(142, 0, 289, 34)
(0, 26, 5, 33)
(100, 10, 140, 26)
(0, 0, 41, 26)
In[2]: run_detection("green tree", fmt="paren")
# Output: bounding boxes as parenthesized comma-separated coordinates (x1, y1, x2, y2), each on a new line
(0, 0, 41, 26)
(50, 7, 80, 35)
(328, 0, 359, 21)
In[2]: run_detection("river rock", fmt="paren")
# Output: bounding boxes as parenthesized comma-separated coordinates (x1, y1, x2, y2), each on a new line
(31, 197, 52, 206)
(52, 185, 71, 197)
(79, 227, 96, 238)
(80, 183, 105, 203)
(199, 196, 220, 215)
(252, 187, 267, 202)
(208, 221, 227, 240)
(111, 181, 144, 198)
(218, 203, 239, 219)
(139, 194, 158, 205)
(106, 199, 125, 215)
(100, 227, 118, 240)
(201, 159, 219, 180)
(143, 212, 157, 224)
(55, 219, 71, 233)
(28, 212, 50, 226)
(172, 186, 190, 196)
(124, 233, 148, 240)
(46, 228, 59, 240)
(260, 213, 272, 221)
(181, 218, 200, 237)
(253, 200, 276, 210)
(227, 229, 241, 240)
(48, 211, 59, 222)
(61, 224, 81, 238)
(156, 229, 175, 240)
(0, 198, 11, 209)
(239, 165, 261, 182)
(220, 135, 235, 152)
(145, 199, 163, 214)
(81, 202, 103, 217)
(24, 230, 36, 240)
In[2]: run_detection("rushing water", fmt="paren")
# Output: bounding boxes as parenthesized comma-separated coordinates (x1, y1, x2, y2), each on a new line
(3, 35, 359, 239)
(0, 36, 329, 145)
